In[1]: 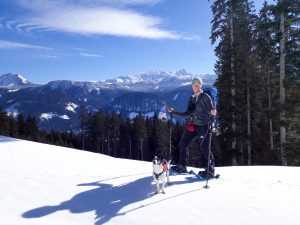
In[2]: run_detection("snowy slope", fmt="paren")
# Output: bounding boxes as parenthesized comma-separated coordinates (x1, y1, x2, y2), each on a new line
(0, 73, 37, 89)
(0, 136, 299, 225)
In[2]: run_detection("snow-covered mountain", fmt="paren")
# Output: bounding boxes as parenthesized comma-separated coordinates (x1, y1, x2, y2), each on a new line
(0, 135, 299, 225)
(0, 70, 216, 91)
(0, 70, 216, 131)
(42, 70, 216, 92)
(0, 73, 38, 89)
(104, 92, 166, 118)
(105, 70, 216, 91)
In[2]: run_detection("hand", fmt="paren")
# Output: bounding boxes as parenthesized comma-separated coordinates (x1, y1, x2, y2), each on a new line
(168, 108, 174, 113)
(210, 109, 217, 116)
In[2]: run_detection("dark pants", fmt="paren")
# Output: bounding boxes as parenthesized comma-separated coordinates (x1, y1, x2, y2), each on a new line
(178, 124, 213, 168)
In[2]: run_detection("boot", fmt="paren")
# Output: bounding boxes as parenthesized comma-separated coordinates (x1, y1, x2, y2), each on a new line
(171, 164, 188, 173)
(198, 168, 215, 178)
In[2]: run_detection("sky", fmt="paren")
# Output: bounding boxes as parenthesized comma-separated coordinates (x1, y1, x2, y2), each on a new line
(1, 135, 299, 225)
(0, 0, 273, 84)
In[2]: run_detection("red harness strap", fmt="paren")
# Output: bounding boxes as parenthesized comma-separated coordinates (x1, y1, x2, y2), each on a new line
(162, 164, 168, 172)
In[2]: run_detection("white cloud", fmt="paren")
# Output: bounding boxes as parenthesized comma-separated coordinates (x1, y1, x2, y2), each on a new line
(0, 39, 102, 59)
(105, 0, 163, 5)
(14, 0, 185, 40)
(44, 54, 60, 59)
(54, 0, 163, 6)
(79, 53, 102, 58)
(0, 39, 50, 50)
(5, 20, 17, 31)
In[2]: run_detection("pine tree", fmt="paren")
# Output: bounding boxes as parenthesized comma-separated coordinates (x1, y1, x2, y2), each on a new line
(273, 0, 300, 165)
(90, 110, 106, 154)
(17, 113, 26, 138)
(171, 121, 184, 164)
(132, 114, 147, 160)
(110, 113, 121, 157)
(211, 0, 258, 165)
(0, 109, 10, 136)
(25, 116, 39, 141)
(232, 0, 257, 165)
(8, 115, 17, 137)
(79, 106, 88, 150)
(155, 116, 170, 160)
(254, 2, 280, 164)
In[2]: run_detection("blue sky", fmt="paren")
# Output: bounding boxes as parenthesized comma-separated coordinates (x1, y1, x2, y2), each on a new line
(0, 0, 272, 84)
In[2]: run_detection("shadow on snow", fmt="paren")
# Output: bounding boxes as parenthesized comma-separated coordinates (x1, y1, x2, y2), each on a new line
(0, 136, 20, 142)
(22, 174, 201, 224)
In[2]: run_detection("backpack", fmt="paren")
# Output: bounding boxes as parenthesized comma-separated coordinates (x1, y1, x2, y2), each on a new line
(202, 86, 219, 128)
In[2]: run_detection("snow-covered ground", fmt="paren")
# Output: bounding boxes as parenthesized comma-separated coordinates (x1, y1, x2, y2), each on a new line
(0, 135, 299, 225)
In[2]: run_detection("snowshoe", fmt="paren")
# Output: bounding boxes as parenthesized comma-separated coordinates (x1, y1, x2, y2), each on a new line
(170, 165, 188, 174)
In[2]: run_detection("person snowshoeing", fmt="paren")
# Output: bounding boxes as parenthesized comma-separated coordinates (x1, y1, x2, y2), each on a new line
(168, 78, 217, 177)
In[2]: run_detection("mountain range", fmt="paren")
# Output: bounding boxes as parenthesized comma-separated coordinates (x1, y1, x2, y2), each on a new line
(0, 70, 216, 131)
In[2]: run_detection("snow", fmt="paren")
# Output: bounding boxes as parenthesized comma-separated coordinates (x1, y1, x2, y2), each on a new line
(17, 74, 29, 84)
(102, 71, 217, 91)
(5, 102, 20, 117)
(129, 111, 155, 119)
(0, 135, 300, 225)
(0, 73, 28, 87)
(182, 81, 192, 86)
(158, 111, 167, 120)
(144, 111, 155, 118)
(40, 113, 70, 120)
(8, 89, 20, 92)
(6, 111, 19, 118)
(129, 112, 139, 119)
(40, 112, 56, 120)
(173, 92, 180, 101)
(66, 102, 78, 113)
(59, 115, 70, 120)
(115, 78, 124, 83)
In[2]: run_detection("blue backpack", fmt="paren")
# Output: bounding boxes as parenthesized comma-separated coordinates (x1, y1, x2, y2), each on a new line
(203, 86, 219, 129)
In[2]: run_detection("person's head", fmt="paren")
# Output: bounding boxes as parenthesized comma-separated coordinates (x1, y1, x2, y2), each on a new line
(192, 78, 202, 93)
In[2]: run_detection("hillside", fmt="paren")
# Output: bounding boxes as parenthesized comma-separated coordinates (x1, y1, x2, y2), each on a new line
(0, 136, 299, 225)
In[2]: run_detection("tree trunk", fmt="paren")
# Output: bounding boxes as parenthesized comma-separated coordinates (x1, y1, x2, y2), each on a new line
(267, 59, 274, 150)
(247, 76, 252, 165)
(279, 6, 287, 166)
(140, 138, 144, 161)
(114, 138, 117, 157)
(82, 136, 85, 150)
(107, 137, 111, 156)
(230, 2, 237, 166)
(101, 137, 104, 154)
(129, 138, 132, 159)
(169, 122, 172, 159)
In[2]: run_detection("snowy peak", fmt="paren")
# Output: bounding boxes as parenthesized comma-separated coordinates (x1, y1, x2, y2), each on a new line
(45, 80, 105, 92)
(104, 70, 216, 91)
(0, 73, 35, 88)
(1, 70, 216, 92)
(105, 70, 192, 85)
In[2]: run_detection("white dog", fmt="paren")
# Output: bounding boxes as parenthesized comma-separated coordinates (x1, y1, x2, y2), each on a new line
(152, 156, 171, 194)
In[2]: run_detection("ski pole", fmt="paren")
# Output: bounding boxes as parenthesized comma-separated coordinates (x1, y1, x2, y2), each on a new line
(204, 116, 214, 189)
(162, 100, 173, 160)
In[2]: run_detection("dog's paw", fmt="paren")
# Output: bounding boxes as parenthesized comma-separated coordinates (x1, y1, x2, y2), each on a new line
(162, 190, 166, 194)
(155, 191, 159, 195)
